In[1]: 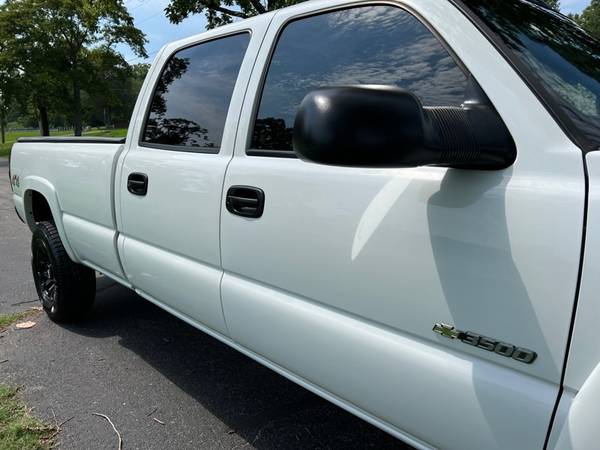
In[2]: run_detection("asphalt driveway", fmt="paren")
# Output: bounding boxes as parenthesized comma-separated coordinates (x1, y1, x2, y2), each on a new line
(0, 159, 412, 449)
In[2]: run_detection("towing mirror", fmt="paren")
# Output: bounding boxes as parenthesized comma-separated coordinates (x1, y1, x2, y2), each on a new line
(292, 85, 516, 170)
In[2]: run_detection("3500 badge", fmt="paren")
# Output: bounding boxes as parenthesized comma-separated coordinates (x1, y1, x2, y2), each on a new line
(433, 323, 537, 364)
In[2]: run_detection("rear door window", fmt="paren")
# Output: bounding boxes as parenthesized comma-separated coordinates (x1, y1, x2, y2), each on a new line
(142, 33, 250, 152)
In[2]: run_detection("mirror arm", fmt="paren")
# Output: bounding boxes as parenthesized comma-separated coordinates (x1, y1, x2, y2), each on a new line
(423, 105, 516, 170)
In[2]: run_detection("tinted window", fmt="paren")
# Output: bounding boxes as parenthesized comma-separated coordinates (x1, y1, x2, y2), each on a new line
(251, 5, 468, 151)
(461, 0, 600, 150)
(143, 33, 249, 150)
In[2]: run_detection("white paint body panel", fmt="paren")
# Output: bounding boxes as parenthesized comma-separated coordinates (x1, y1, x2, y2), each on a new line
(564, 151, 600, 392)
(9, 141, 124, 272)
(8, 1, 596, 449)
(119, 149, 226, 268)
(546, 150, 600, 447)
(117, 16, 272, 334)
(223, 273, 557, 450)
(62, 214, 123, 276)
(120, 235, 226, 334)
(221, 1, 585, 449)
(548, 363, 600, 450)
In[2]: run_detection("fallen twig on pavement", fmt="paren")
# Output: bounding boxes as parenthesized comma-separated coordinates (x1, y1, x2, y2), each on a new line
(92, 412, 123, 450)
(10, 299, 38, 306)
(46, 410, 73, 441)
(58, 416, 75, 427)
(50, 407, 58, 430)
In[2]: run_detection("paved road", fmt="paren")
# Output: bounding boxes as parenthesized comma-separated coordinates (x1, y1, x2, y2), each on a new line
(0, 158, 39, 316)
(0, 161, 412, 450)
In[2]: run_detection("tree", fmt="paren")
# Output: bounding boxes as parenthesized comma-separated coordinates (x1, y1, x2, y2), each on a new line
(45, 0, 147, 136)
(0, 0, 147, 136)
(0, 1, 64, 135)
(570, 0, 600, 40)
(0, 96, 7, 144)
(165, 0, 303, 28)
(545, 0, 560, 11)
(85, 61, 149, 128)
(0, 47, 15, 143)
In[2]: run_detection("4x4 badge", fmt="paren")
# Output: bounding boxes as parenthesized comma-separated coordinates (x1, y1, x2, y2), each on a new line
(432, 322, 537, 364)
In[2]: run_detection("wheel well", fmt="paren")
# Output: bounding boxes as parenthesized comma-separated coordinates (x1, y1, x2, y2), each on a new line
(30, 191, 54, 223)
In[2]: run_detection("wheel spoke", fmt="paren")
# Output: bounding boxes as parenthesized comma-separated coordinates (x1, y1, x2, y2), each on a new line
(34, 246, 56, 306)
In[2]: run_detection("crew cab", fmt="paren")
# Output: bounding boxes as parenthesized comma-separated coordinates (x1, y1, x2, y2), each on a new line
(8, 0, 600, 448)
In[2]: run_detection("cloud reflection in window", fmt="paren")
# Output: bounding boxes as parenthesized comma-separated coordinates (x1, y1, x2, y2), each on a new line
(252, 6, 468, 151)
(143, 33, 250, 149)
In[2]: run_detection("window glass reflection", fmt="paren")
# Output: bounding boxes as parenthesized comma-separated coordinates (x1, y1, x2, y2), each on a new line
(252, 6, 468, 151)
(463, 0, 600, 148)
(143, 33, 250, 149)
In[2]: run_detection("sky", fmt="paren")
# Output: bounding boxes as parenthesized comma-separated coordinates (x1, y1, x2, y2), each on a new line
(561, 0, 591, 14)
(0, 0, 593, 63)
(120, 0, 592, 64)
(117, 0, 209, 64)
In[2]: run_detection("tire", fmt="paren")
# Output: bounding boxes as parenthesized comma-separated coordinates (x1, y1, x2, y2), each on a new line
(31, 221, 96, 322)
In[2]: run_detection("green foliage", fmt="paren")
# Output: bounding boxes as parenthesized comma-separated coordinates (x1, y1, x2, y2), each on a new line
(0, 0, 147, 135)
(0, 0, 63, 133)
(545, 0, 560, 11)
(0, 385, 55, 450)
(84, 60, 149, 128)
(570, 0, 600, 40)
(166, 0, 303, 28)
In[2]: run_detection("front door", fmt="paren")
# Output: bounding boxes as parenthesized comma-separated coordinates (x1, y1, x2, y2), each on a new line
(220, 2, 586, 449)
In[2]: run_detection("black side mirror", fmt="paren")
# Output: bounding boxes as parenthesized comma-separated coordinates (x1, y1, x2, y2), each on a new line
(292, 85, 516, 170)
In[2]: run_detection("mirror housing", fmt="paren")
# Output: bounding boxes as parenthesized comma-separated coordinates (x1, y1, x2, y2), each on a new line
(292, 85, 516, 170)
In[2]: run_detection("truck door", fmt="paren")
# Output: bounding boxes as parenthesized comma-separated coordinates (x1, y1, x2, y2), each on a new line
(117, 22, 264, 336)
(220, 2, 586, 449)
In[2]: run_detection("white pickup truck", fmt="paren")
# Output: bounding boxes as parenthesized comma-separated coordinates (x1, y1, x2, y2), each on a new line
(8, 0, 600, 448)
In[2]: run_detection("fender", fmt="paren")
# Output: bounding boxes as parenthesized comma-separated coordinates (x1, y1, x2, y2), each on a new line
(21, 176, 79, 263)
(549, 362, 600, 450)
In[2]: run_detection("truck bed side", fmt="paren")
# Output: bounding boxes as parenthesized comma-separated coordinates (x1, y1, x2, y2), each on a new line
(10, 137, 126, 278)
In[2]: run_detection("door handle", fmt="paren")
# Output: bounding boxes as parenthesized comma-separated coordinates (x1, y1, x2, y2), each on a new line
(127, 173, 148, 196)
(226, 186, 264, 218)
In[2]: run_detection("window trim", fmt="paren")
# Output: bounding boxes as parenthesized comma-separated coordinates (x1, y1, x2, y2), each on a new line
(138, 141, 220, 154)
(245, 1, 472, 157)
(138, 30, 251, 154)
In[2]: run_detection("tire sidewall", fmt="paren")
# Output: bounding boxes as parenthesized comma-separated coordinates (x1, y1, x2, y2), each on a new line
(31, 221, 95, 322)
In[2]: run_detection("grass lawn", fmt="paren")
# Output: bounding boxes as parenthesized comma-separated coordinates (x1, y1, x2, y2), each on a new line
(0, 385, 55, 450)
(0, 128, 128, 158)
(0, 311, 55, 449)
(0, 310, 37, 331)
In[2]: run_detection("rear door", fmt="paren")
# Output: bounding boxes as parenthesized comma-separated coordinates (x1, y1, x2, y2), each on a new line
(220, 1, 585, 449)
(117, 19, 267, 335)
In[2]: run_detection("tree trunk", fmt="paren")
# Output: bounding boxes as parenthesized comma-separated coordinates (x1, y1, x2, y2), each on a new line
(38, 105, 50, 136)
(73, 80, 82, 136)
(0, 107, 5, 144)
